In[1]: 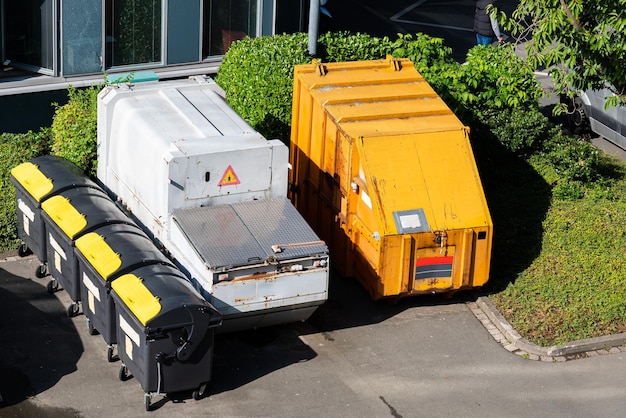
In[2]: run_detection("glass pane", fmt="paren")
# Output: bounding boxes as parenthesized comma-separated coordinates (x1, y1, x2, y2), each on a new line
(106, 0, 162, 67)
(167, 0, 200, 64)
(275, 0, 307, 34)
(62, 0, 102, 75)
(202, 0, 257, 58)
(4, 0, 54, 70)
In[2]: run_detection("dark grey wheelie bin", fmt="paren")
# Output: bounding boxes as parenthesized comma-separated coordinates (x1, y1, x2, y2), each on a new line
(111, 263, 222, 411)
(40, 186, 136, 317)
(74, 223, 175, 361)
(10, 155, 100, 278)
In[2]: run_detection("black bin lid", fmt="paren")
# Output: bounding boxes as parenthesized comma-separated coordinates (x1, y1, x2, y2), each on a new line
(112, 263, 219, 328)
(75, 223, 172, 282)
(10, 155, 100, 202)
(41, 186, 133, 240)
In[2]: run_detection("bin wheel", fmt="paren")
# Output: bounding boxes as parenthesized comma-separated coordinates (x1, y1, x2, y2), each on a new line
(119, 364, 130, 382)
(46, 279, 59, 294)
(35, 264, 48, 278)
(86, 318, 99, 336)
(18, 243, 31, 257)
(193, 383, 208, 401)
(107, 346, 116, 363)
(144, 393, 151, 412)
(67, 303, 80, 318)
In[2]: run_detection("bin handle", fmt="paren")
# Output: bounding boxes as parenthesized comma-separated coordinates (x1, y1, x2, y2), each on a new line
(175, 305, 220, 362)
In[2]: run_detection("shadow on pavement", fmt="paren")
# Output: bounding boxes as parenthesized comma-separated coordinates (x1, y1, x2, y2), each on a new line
(208, 268, 470, 397)
(307, 269, 474, 334)
(210, 323, 318, 396)
(0, 264, 83, 410)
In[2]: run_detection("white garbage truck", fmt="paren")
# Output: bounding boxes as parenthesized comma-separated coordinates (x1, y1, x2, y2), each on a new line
(97, 76, 329, 332)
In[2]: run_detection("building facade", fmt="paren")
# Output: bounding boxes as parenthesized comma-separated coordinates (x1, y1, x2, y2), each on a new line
(1, 0, 309, 84)
(0, 0, 311, 132)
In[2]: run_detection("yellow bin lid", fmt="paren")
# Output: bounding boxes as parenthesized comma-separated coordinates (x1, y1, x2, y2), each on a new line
(42, 195, 88, 239)
(10, 162, 54, 202)
(75, 232, 122, 280)
(111, 274, 162, 326)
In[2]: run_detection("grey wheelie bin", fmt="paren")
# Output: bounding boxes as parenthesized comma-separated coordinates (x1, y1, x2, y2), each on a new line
(40, 186, 135, 317)
(111, 263, 222, 411)
(10, 155, 100, 278)
(74, 223, 174, 361)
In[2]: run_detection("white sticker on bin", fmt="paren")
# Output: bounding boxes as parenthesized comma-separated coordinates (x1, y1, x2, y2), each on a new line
(18, 199, 35, 222)
(125, 335, 133, 361)
(49, 234, 67, 260)
(119, 315, 140, 348)
(82, 273, 101, 302)
(88, 292, 95, 314)
(23, 215, 30, 236)
(54, 252, 62, 274)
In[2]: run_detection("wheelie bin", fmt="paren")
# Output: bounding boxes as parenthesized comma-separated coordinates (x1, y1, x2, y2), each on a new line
(111, 263, 222, 411)
(10, 155, 100, 278)
(74, 223, 175, 361)
(40, 186, 136, 317)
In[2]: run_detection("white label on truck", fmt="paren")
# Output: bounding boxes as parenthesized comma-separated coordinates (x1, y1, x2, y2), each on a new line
(82, 272, 101, 302)
(361, 190, 372, 209)
(400, 213, 422, 229)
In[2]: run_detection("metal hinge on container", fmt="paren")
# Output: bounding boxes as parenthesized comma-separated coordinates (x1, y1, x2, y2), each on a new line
(387, 55, 402, 71)
(312, 59, 328, 76)
(433, 230, 447, 253)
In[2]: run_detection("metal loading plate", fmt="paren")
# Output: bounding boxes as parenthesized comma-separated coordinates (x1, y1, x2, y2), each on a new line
(172, 198, 327, 270)
(230, 198, 327, 261)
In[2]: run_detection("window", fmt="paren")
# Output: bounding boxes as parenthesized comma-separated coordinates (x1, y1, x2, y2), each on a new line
(202, 0, 257, 58)
(62, 0, 102, 75)
(4, 0, 55, 72)
(106, 0, 162, 67)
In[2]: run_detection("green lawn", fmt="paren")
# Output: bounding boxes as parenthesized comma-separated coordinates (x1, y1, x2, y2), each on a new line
(480, 139, 626, 346)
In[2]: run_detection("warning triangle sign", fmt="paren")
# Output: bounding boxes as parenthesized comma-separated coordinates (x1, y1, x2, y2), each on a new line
(218, 165, 241, 186)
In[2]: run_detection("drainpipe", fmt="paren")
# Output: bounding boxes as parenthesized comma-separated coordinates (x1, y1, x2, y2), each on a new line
(308, 0, 320, 56)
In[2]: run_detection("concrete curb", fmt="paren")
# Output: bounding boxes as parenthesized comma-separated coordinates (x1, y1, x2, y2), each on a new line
(0, 249, 31, 263)
(471, 296, 626, 361)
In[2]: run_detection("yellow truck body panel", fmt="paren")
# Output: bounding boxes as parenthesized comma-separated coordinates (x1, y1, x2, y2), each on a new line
(289, 58, 493, 300)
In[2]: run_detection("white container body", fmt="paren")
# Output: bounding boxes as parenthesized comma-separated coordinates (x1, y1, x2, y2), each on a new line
(97, 76, 288, 242)
(97, 77, 328, 330)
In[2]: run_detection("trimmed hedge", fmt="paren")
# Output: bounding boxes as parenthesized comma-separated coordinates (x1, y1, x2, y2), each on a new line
(215, 32, 458, 143)
(0, 130, 51, 250)
(51, 84, 102, 177)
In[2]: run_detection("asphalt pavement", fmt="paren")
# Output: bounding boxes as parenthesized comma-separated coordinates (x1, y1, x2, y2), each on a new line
(2, 250, 626, 417)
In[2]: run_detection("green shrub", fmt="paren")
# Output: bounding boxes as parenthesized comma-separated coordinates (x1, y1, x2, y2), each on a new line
(391, 33, 455, 75)
(480, 108, 559, 156)
(217, 31, 457, 143)
(543, 134, 601, 185)
(215, 33, 311, 143)
(455, 45, 543, 114)
(0, 129, 51, 251)
(318, 31, 394, 62)
(51, 83, 102, 177)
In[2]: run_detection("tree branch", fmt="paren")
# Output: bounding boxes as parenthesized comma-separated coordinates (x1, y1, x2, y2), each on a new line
(559, 0, 582, 31)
